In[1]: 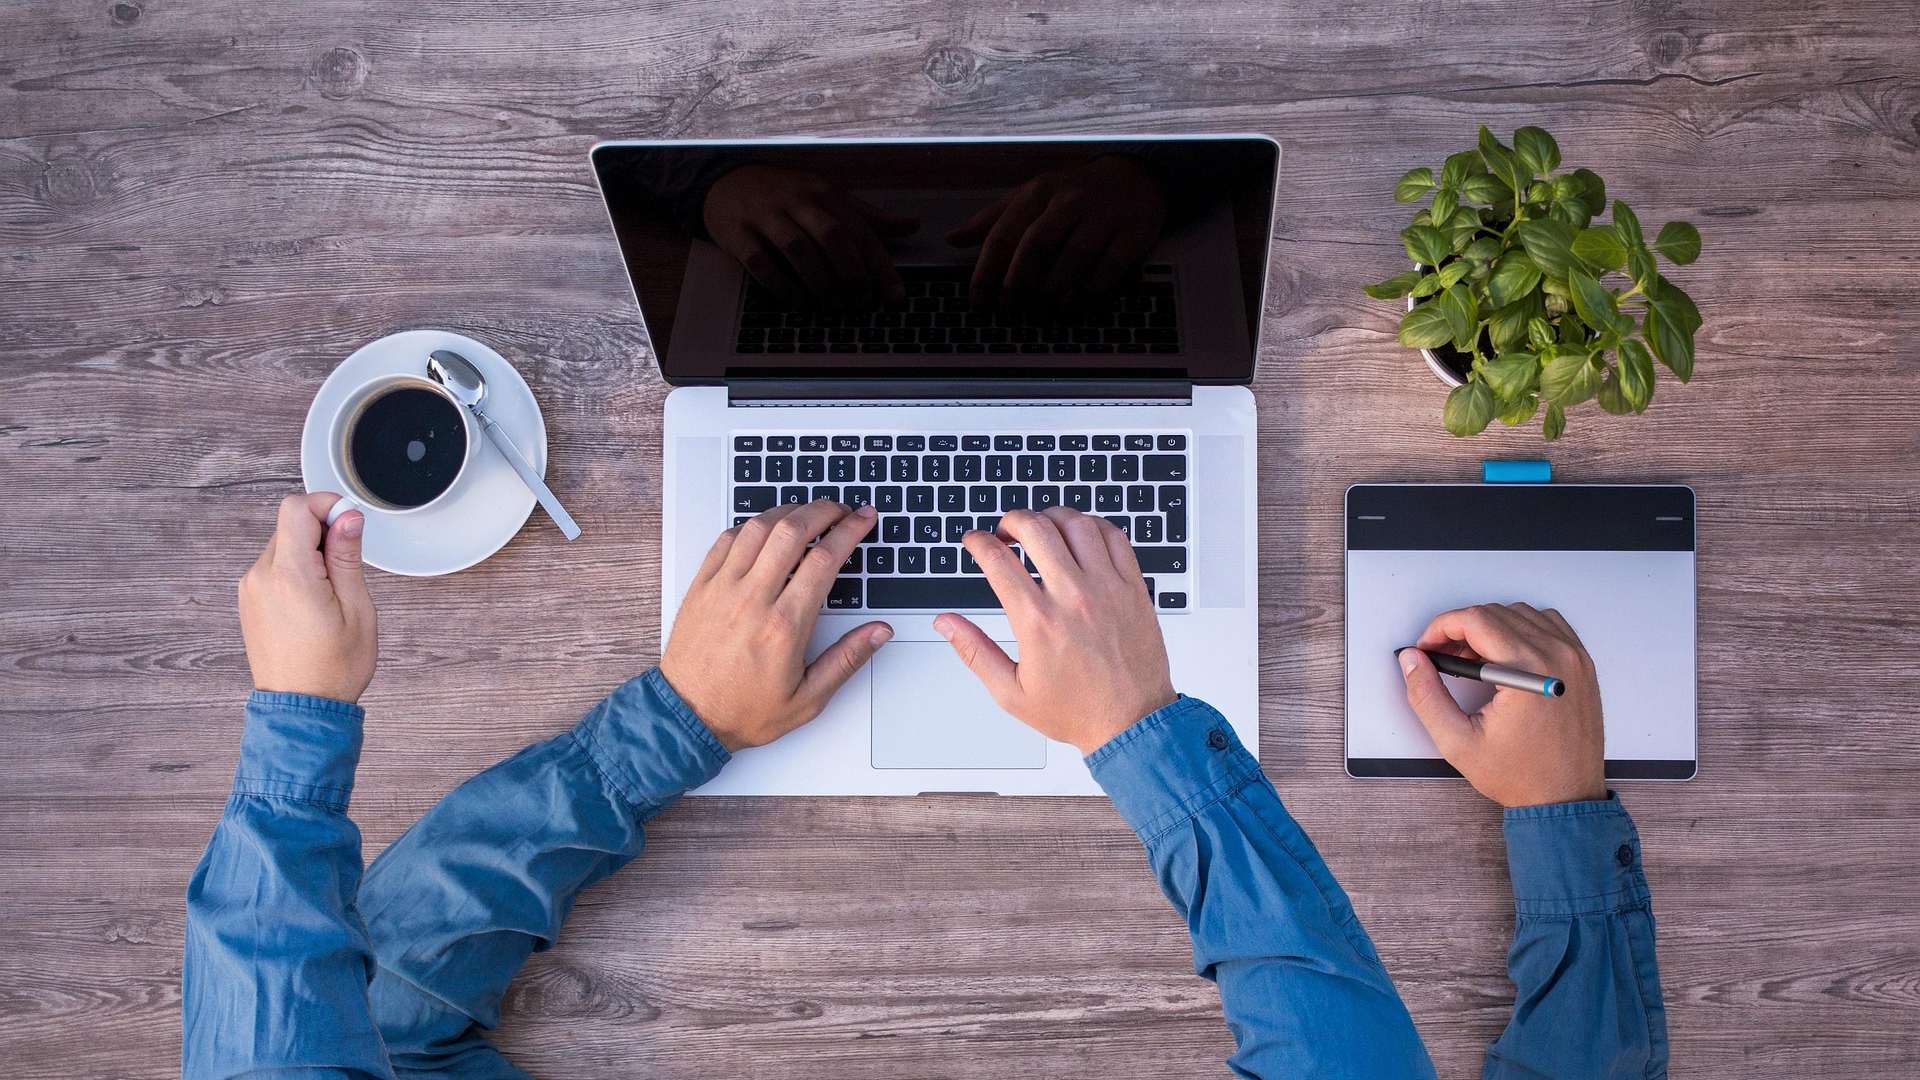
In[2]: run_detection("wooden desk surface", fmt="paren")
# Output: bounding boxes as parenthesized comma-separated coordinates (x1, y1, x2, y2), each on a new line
(3, 1, 1916, 1075)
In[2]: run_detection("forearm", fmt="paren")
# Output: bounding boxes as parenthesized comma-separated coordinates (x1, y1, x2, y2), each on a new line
(1486, 795, 1667, 1080)
(1088, 698, 1436, 1080)
(183, 693, 393, 1080)
(359, 668, 728, 1075)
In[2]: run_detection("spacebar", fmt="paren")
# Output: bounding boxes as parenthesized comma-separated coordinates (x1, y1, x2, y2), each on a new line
(866, 578, 1004, 610)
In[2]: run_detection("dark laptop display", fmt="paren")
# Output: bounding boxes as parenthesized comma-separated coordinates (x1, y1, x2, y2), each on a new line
(591, 138, 1279, 385)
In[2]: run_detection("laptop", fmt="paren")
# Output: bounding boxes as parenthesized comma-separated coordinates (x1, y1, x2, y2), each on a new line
(590, 136, 1280, 795)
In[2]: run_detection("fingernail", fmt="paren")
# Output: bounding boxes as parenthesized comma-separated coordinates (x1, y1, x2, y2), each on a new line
(340, 512, 364, 539)
(933, 617, 953, 639)
(856, 504, 876, 518)
(869, 624, 893, 647)
(1397, 648, 1419, 676)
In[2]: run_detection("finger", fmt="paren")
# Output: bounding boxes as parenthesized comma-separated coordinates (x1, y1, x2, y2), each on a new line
(1398, 647, 1476, 759)
(322, 510, 370, 603)
(1094, 513, 1148, 595)
(993, 509, 1080, 585)
(737, 499, 848, 587)
(1037, 221, 1113, 304)
(271, 494, 330, 576)
(695, 523, 741, 583)
(850, 196, 920, 238)
(780, 505, 877, 613)
(725, 226, 808, 305)
(797, 621, 895, 710)
(1041, 506, 1115, 574)
(1002, 202, 1082, 309)
(971, 191, 1048, 308)
(720, 502, 809, 577)
(789, 203, 874, 306)
(764, 216, 841, 306)
(1414, 604, 1534, 664)
(961, 529, 1042, 612)
(1538, 606, 1582, 645)
(944, 193, 1010, 248)
(1081, 229, 1151, 301)
(1505, 602, 1560, 637)
(836, 197, 908, 302)
(932, 614, 1021, 704)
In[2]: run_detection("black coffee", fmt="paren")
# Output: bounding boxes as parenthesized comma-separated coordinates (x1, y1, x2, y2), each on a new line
(347, 386, 467, 508)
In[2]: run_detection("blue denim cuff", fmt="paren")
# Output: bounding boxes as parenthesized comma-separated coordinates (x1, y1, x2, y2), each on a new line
(571, 667, 731, 819)
(1084, 696, 1263, 844)
(233, 691, 366, 810)
(1503, 793, 1651, 917)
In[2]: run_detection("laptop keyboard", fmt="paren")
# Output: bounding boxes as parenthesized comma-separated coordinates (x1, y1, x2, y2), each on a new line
(734, 265, 1181, 355)
(730, 432, 1192, 612)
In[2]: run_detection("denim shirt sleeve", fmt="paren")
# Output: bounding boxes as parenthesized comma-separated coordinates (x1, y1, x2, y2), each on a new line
(1486, 795, 1669, 1080)
(357, 667, 727, 1078)
(1087, 697, 1438, 1080)
(183, 691, 395, 1080)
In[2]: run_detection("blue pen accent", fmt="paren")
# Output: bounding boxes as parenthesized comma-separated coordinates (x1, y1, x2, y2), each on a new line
(1483, 459, 1552, 483)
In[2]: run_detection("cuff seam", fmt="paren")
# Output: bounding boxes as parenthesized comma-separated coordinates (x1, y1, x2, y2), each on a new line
(571, 722, 666, 820)
(642, 668, 733, 766)
(231, 778, 352, 812)
(1134, 754, 1265, 846)
(1083, 695, 1209, 769)
(246, 690, 365, 721)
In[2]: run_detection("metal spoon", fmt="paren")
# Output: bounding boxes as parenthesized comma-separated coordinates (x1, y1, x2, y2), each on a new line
(428, 349, 581, 540)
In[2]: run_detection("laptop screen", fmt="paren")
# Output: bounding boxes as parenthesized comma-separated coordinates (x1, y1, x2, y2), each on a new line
(591, 137, 1278, 385)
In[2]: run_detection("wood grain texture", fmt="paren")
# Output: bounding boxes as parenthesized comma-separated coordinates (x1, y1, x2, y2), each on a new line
(2, 0, 1917, 1075)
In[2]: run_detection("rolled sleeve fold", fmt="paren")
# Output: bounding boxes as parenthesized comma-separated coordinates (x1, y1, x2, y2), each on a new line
(1503, 794, 1650, 917)
(1084, 696, 1262, 842)
(233, 691, 366, 809)
(569, 668, 730, 820)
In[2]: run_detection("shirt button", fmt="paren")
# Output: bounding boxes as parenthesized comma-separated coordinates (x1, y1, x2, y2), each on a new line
(1206, 729, 1230, 751)
(1615, 844, 1635, 867)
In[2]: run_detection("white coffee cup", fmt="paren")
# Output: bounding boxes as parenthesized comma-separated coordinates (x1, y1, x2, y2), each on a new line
(323, 373, 478, 525)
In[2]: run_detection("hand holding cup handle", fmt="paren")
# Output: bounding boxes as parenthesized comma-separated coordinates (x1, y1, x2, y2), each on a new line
(325, 494, 367, 529)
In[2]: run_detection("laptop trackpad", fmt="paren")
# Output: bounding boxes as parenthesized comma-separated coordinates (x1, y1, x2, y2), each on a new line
(871, 642, 1047, 769)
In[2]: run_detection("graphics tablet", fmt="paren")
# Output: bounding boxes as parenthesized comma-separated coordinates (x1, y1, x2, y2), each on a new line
(1345, 483, 1697, 781)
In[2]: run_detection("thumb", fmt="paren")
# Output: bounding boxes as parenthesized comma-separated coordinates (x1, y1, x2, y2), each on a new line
(799, 621, 894, 707)
(934, 614, 1020, 704)
(943, 198, 1005, 247)
(1398, 648, 1475, 758)
(323, 511, 371, 605)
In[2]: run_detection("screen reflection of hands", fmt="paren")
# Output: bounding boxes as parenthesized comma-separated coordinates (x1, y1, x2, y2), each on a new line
(702, 164, 921, 309)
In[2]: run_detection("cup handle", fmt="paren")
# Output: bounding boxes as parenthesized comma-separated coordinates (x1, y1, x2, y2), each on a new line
(325, 494, 366, 527)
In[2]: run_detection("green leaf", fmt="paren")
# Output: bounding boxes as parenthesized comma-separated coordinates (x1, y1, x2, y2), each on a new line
(1437, 260, 1471, 288)
(1642, 301, 1694, 382)
(1568, 269, 1620, 333)
(1527, 316, 1556, 351)
(1409, 272, 1442, 298)
(1394, 167, 1436, 203)
(1549, 199, 1595, 230)
(1513, 127, 1561, 176)
(1569, 169, 1606, 218)
(1442, 149, 1485, 189)
(1481, 352, 1540, 399)
(1398, 302, 1455, 349)
(1364, 270, 1423, 300)
(1401, 225, 1451, 268)
(1430, 188, 1459, 228)
(1497, 391, 1540, 426)
(1542, 402, 1567, 441)
(1459, 173, 1509, 207)
(1540, 350, 1603, 406)
(1618, 338, 1656, 411)
(1441, 283, 1480, 350)
(1488, 295, 1541, 352)
(1464, 236, 1502, 262)
(1628, 246, 1658, 289)
(1597, 367, 1635, 415)
(1612, 199, 1643, 246)
(1571, 226, 1628, 271)
(1516, 218, 1583, 282)
(1443, 379, 1496, 437)
(1652, 220, 1702, 264)
(1487, 251, 1543, 308)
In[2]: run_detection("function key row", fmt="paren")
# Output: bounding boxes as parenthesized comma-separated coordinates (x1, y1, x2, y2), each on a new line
(734, 434, 1186, 453)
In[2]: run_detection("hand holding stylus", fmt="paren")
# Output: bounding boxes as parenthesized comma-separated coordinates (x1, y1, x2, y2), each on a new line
(1398, 603, 1607, 808)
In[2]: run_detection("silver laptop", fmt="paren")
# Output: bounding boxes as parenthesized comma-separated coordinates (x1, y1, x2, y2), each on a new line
(591, 136, 1279, 795)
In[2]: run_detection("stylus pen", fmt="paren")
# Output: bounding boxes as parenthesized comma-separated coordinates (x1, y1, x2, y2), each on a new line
(1396, 648, 1566, 698)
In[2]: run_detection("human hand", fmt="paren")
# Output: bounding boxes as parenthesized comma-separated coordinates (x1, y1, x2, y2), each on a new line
(944, 154, 1169, 312)
(932, 508, 1175, 755)
(1398, 603, 1607, 808)
(238, 493, 378, 703)
(661, 501, 893, 751)
(702, 164, 920, 308)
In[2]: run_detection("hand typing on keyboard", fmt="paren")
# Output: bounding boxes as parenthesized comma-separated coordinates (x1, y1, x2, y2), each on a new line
(703, 164, 921, 309)
(933, 507, 1177, 755)
(660, 500, 892, 751)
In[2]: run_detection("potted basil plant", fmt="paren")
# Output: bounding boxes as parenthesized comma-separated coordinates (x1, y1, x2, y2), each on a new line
(1367, 126, 1704, 440)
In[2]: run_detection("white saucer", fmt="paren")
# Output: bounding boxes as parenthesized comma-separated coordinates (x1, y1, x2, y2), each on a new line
(301, 329, 547, 577)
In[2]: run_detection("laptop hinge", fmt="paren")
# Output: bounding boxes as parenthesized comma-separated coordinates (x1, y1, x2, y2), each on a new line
(725, 378, 1192, 405)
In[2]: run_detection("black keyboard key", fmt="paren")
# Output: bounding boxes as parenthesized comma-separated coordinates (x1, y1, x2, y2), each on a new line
(1125, 435, 1154, 450)
(1001, 486, 1029, 511)
(876, 486, 903, 512)
(827, 578, 863, 609)
(734, 436, 763, 452)
(1136, 515, 1163, 543)
(907, 486, 935, 512)
(1061, 435, 1090, 451)
(833, 436, 860, 452)
(939, 486, 966, 512)
(930, 436, 959, 451)
(961, 548, 981, 574)
(767, 457, 794, 482)
(930, 547, 959, 574)
(891, 456, 918, 483)
(841, 548, 863, 573)
(1026, 435, 1056, 451)
(867, 578, 1003, 609)
(1102, 514, 1129, 537)
(977, 515, 1001, 535)
(1112, 454, 1140, 481)
(768, 436, 796, 452)
(868, 547, 895, 574)
(780, 486, 809, 505)
(1095, 486, 1123, 512)
(924, 456, 950, 482)
(883, 517, 910, 544)
(800, 436, 829, 452)
(845, 486, 873, 510)
(969, 486, 997, 512)
(962, 435, 991, 451)
(1017, 455, 1044, 482)
(1092, 435, 1122, 451)
(798, 456, 825, 482)
(1135, 546, 1189, 573)
(734, 487, 777, 512)
(1079, 455, 1108, 482)
(1048, 455, 1075, 482)
(1159, 434, 1188, 450)
(995, 435, 1024, 451)
(854, 455, 882, 482)
(1143, 455, 1187, 481)
(1127, 484, 1155, 512)
(986, 455, 1014, 482)
(899, 547, 928, 574)
(865, 435, 893, 451)
(1065, 485, 1093, 511)
(898, 436, 926, 452)
(1161, 485, 1187, 542)
(1158, 591, 1187, 610)
(830, 456, 856, 482)
(914, 516, 943, 543)
(811, 485, 840, 502)
(1033, 485, 1061, 510)
(955, 455, 982, 482)
(946, 516, 973, 542)
(734, 456, 762, 482)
